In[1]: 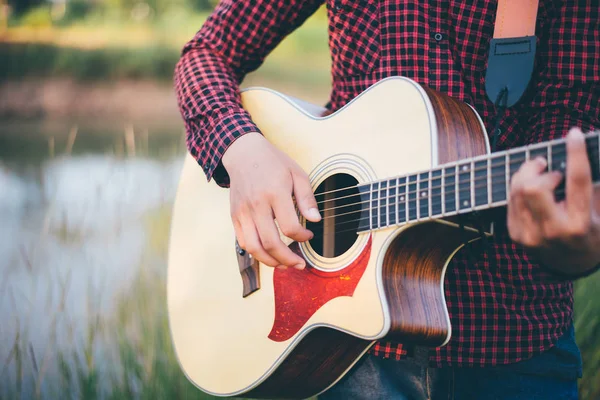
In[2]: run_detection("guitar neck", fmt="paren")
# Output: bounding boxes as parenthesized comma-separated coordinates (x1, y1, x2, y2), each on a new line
(358, 131, 600, 232)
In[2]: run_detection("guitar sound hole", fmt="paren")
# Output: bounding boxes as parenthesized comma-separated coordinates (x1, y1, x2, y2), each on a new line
(307, 173, 361, 258)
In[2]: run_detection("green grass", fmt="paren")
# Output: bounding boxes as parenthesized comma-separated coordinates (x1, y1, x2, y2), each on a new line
(2, 197, 599, 398)
(575, 273, 600, 399)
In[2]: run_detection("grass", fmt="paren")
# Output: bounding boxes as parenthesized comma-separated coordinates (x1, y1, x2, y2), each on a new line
(574, 273, 600, 399)
(1, 179, 599, 399)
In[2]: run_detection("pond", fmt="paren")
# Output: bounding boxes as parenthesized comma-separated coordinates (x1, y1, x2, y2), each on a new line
(0, 118, 210, 399)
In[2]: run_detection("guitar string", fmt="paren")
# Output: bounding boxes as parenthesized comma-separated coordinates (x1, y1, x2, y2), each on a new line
(310, 132, 599, 200)
(304, 186, 571, 241)
(314, 164, 578, 218)
(308, 194, 571, 241)
(310, 144, 595, 202)
(315, 145, 597, 204)
(311, 144, 599, 213)
(316, 182, 570, 224)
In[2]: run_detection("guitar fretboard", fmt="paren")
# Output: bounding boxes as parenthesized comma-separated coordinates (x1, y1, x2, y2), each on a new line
(357, 132, 600, 233)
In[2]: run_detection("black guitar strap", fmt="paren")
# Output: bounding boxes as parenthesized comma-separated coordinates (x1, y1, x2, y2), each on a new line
(485, 0, 539, 110)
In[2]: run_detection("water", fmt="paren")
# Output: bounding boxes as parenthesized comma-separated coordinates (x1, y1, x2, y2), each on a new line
(0, 119, 186, 398)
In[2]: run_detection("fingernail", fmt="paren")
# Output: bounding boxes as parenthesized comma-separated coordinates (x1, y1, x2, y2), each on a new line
(308, 208, 321, 221)
(567, 127, 583, 139)
(535, 157, 547, 167)
(293, 263, 305, 270)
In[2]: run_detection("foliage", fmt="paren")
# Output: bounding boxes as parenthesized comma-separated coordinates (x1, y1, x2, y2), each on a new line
(7, 0, 45, 16)
(18, 5, 52, 28)
(9, 0, 219, 25)
(575, 273, 600, 399)
(61, 0, 95, 24)
(0, 7, 330, 84)
(0, 42, 181, 81)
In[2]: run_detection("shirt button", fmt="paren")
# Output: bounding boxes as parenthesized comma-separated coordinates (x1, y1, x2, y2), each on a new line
(433, 33, 444, 42)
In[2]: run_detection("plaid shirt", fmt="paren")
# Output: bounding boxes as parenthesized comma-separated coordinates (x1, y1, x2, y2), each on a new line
(174, 0, 599, 367)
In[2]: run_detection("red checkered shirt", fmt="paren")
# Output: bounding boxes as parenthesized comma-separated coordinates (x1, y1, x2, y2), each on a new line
(174, 0, 599, 367)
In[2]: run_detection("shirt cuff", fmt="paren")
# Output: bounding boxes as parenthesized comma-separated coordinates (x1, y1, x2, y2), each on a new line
(202, 111, 261, 187)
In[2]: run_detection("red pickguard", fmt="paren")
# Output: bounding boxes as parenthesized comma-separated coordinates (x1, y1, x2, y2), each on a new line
(268, 236, 372, 342)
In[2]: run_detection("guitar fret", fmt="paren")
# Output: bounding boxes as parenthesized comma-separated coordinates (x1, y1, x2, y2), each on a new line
(368, 183, 373, 231)
(431, 169, 442, 216)
(388, 178, 397, 226)
(505, 152, 510, 199)
(394, 178, 399, 225)
(371, 182, 378, 229)
(408, 175, 417, 222)
(398, 177, 407, 224)
(444, 166, 456, 214)
(416, 173, 421, 221)
(487, 157, 491, 205)
(470, 160, 475, 209)
(404, 177, 409, 224)
(474, 159, 488, 207)
(387, 180, 391, 226)
(530, 146, 548, 166)
(510, 151, 526, 177)
(380, 180, 388, 227)
(455, 164, 459, 213)
(491, 155, 507, 203)
(428, 171, 432, 218)
(458, 163, 471, 211)
(419, 172, 429, 219)
(441, 168, 446, 216)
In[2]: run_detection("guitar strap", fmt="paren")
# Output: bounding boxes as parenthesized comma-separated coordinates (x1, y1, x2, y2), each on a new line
(485, 0, 539, 108)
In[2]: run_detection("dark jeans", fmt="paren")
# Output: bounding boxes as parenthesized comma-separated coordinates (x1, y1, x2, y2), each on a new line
(320, 326, 581, 400)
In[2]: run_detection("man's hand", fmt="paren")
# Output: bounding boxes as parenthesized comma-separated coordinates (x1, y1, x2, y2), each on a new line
(507, 127, 600, 276)
(222, 132, 321, 270)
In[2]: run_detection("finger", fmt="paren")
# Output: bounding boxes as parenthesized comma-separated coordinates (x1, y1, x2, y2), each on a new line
(565, 128, 593, 218)
(521, 171, 564, 223)
(238, 215, 279, 267)
(291, 169, 321, 223)
(253, 204, 306, 269)
(516, 156, 548, 181)
(232, 217, 245, 249)
(508, 197, 542, 247)
(508, 160, 546, 246)
(272, 195, 314, 243)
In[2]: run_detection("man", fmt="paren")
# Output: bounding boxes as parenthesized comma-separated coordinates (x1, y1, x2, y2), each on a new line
(174, 1, 599, 398)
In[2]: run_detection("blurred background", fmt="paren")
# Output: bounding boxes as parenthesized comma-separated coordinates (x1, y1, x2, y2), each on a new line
(0, 1, 598, 399)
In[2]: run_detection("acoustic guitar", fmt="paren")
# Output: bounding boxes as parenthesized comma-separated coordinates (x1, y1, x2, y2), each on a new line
(167, 76, 599, 399)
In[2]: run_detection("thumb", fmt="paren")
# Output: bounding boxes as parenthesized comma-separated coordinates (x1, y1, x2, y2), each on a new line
(292, 170, 321, 222)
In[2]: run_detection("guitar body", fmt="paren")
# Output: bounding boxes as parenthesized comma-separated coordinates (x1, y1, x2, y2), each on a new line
(167, 77, 490, 399)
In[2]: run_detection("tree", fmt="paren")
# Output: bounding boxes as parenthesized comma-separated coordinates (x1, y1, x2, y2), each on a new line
(8, 0, 46, 15)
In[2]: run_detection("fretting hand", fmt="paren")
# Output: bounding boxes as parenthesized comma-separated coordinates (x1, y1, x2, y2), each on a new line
(507, 128, 600, 276)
